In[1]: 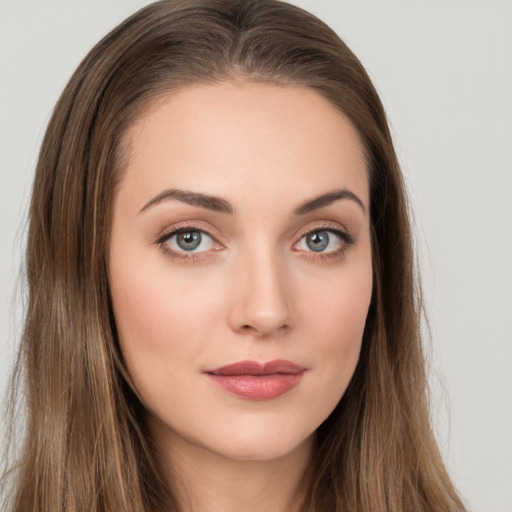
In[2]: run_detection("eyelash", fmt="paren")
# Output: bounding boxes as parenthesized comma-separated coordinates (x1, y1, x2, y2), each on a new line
(153, 223, 220, 263)
(294, 223, 355, 262)
(153, 222, 355, 263)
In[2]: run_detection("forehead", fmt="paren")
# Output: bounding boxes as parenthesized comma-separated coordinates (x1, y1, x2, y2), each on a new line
(118, 81, 369, 212)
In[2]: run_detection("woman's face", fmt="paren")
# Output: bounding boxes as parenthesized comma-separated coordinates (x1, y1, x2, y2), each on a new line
(109, 82, 372, 462)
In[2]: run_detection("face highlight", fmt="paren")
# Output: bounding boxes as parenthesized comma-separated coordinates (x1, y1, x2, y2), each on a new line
(109, 82, 372, 463)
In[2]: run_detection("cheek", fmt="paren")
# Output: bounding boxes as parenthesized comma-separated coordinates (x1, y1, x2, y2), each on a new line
(111, 271, 171, 355)
(109, 252, 233, 407)
(304, 259, 372, 343)
(298, 257, 372, 400)
(109, 267, 210, 418)
(110, 265, 215, 360)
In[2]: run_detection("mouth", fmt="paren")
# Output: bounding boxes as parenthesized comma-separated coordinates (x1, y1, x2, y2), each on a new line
(204, 359, 307, 400)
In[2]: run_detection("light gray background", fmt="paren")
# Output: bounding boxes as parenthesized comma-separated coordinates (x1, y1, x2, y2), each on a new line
(1, 1, 511, 510)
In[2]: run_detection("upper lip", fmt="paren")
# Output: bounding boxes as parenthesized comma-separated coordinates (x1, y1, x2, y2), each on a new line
(207, 359, 306, 376)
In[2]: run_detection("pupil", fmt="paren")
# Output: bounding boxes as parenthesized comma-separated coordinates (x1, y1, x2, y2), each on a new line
(306, 231, 329, 252)
(177, 231, 201, 251)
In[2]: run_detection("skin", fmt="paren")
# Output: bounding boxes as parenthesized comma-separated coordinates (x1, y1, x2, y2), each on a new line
(109, 82, 373, 512)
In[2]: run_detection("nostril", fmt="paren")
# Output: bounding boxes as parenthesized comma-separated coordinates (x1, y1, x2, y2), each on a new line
(238, 324, 260, 335)
(239, 323, 290, 336)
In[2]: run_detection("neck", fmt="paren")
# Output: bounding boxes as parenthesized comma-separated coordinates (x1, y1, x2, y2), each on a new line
(150, 423, 314, 512)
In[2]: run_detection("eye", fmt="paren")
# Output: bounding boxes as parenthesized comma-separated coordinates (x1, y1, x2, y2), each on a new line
(295, 228, 352, 255)
(164, 229, 215, 253)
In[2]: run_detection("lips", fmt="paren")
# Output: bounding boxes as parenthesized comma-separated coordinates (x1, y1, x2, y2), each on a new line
(205, 359, 306, 400)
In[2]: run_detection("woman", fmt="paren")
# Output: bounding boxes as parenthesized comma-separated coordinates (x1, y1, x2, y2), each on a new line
(1, 0, 466, 510)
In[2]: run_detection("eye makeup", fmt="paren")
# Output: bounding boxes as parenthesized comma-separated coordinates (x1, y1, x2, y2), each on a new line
(153, 222, 224, 263)
(292, 222, 355, 262)
(152, 219, 355, 264)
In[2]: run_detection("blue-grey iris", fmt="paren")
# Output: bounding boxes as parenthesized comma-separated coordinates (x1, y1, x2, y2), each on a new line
(177, 231, 201, 251)
(306, 231, 329, 252)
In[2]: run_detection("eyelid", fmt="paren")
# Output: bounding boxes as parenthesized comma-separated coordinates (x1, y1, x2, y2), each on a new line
(292, 221, 355, 259)
(153, 221, 225, 262)
(153, 220, 354, 263)
(153, 221, 223, 245)
(295, 221, 354, 244)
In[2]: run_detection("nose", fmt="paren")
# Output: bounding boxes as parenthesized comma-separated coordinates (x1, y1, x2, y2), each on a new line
(228, 249, 293, 337)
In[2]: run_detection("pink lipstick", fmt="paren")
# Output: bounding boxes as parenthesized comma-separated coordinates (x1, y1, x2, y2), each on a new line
(205, 359, 306, 400)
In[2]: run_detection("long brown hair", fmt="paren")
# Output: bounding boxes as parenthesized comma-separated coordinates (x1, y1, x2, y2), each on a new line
(2, 1, 466, 510)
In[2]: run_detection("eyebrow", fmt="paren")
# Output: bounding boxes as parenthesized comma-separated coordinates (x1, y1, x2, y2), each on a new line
(139, 188, 233, 214)
(139, 187, 365, 216)
(293, 189, 366, 215)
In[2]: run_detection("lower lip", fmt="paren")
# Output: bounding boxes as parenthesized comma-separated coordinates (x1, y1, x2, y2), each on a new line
(206, 372, 305, 400)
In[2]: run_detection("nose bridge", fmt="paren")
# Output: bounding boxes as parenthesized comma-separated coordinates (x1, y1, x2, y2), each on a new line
(229, 239, 292, 337)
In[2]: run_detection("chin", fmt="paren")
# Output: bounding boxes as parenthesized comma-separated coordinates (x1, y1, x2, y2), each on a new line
(185, 411, 317, 463)
(202, 430, 314, 463)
